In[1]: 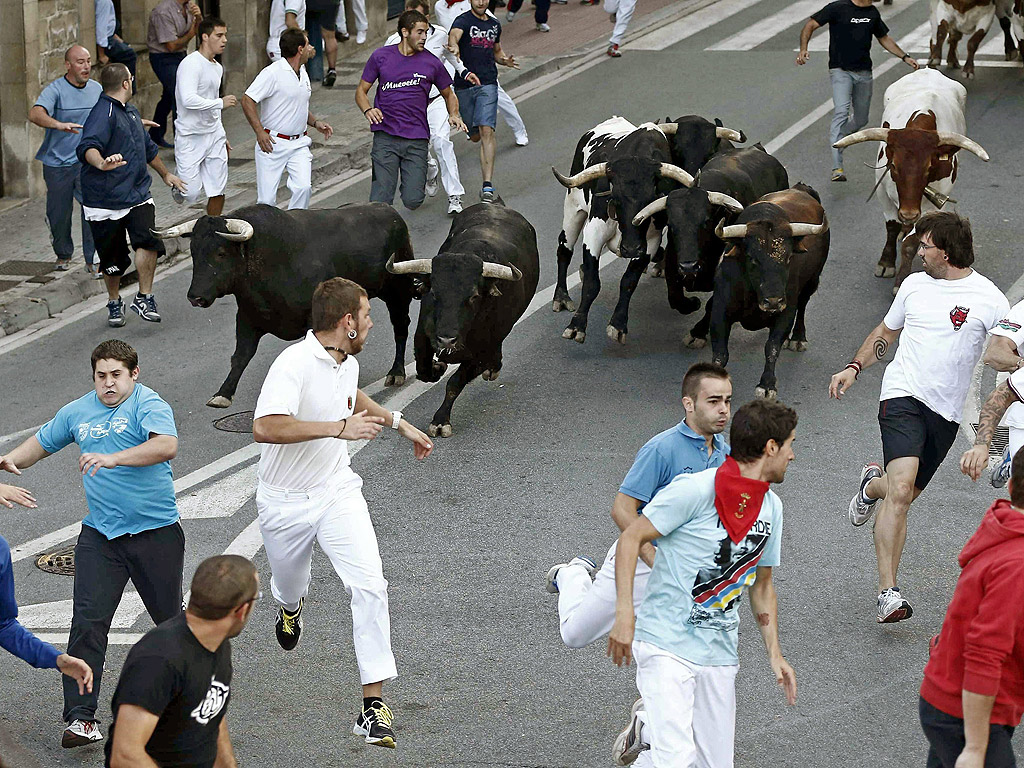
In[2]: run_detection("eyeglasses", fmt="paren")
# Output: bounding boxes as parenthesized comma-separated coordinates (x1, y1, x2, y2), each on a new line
(917, 241, 940, 252)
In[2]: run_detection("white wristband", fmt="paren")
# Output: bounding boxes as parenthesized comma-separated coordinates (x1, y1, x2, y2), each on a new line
(391, 411, 402, 430)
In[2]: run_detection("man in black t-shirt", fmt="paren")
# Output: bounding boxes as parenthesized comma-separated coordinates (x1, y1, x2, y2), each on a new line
(796, 0, 918, 182)
(106, 555, 259, 768)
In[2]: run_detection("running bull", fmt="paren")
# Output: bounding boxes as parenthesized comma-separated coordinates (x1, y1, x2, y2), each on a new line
(550, 116, 694, 344)
(153, 202, 416, 407)
(385, 203, 539, 438)
(832, 68, 988, 293)
(684, 184, 829, 400)
(928, 0, 996, 78)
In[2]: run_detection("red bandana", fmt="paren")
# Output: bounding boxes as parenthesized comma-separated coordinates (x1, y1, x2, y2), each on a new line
(713, 457, 770, 544)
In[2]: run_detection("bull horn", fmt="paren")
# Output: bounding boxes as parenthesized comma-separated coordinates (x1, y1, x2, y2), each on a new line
(715, 127, 744, 142)
(658, 122, 678, 135)
(658, 163, 694, 187)
(631, 196, 669, 226)
(833, 128, 890, 149)
(385, 254, 433, 275)
(216, 219, 254, 242)
(705, 191, 744, 213)
(716, 220, 748, 239)
(481, 262, 522, 281)
(935, 132, 990, 161)
(151, 218, 198, 238)
(789, 218, 829, 237)
(551, 163, 608, 188)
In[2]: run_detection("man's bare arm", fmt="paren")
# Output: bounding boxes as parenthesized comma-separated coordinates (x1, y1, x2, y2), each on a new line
(610, 493, 656, 568)
(0, 436, 51, 474)
(984, 336, 1023, 373)
(108, 704, 161, 768)
(213, 718, 238, 768)
(961, 382, 1020, 480)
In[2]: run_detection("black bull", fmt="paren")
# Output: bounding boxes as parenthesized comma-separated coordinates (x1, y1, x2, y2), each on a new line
(386, 203, 540, 438)
(154, 202, 416, 407)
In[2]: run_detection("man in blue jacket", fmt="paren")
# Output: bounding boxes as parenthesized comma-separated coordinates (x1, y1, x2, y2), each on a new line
(77, 63, 185, 328)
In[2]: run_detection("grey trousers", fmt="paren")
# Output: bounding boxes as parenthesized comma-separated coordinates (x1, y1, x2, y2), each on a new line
(43, 163, 95, 263)
(370, 131, 429, 210)
(829, 67, 873, 170)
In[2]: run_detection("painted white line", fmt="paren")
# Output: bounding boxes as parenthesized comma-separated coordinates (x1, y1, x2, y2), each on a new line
(706, 0, 824, 51)
(11, 523, 83, 564)
(19, 593, 146, 630)
(35, 632, 145, 646)
(178, 464, 258, 519)
(631, 0, 768, 51)
(0, 424, 42, 447)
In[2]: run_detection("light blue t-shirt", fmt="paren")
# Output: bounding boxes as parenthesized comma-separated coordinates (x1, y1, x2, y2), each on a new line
(634, 467, 783, 666)
(36, 383, 179, 539)
(33, 77, 102, 167)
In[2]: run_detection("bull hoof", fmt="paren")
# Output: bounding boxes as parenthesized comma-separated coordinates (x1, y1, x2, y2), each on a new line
(875, 264, 895, 278)
(562, 326, 586, 343)
(551, 298, 576, 312)
(428, 423, 453, 438)
(754, 386, 778, 401)
(606, 325, 628, 344)
(649, 263, 665, 279)
(207, 395, 232, 408)
(683, 334, 707, 349)
(963, 67, 974, 79)
(384, 373, 406, 387)
(783, 339, 808, 351)
(893, 284, 901, 296)
(482, 368, 500, 381)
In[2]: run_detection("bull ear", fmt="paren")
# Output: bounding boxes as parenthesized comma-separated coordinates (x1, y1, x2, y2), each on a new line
(607, 199, 618, 221)
(489, 283, 503, 297)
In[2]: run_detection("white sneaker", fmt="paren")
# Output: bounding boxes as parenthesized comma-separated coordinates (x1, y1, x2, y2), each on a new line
(356, 30, 367, 44)
(612, 698, 648, 766)
(447, 194, 463, 215)
(848, 462, 882, 526)
(506, 10, 516, 20)
(536, 22, 550, 31)
(515, 134, 529, 146)
(991, 444, 1012, 488)
(62, 719, 103, 748)
(425, 171, 439, 198)
(544, 555, 597, 593)
(877, 587, 913, 624)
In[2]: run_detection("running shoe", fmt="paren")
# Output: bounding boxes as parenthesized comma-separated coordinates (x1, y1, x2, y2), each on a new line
(130, 293, 161, 323)
(481, 186, 497, 203)
(62, 719, 103, 748)
(506, 10, 516, 20)
(425, 167, 440, 198)
(607, 44, 622, 57)
(323, 68, 337, 88)
(107, 298, 126, 328)
(54, 258, 72, 271)
(447, 195, 463, 215)
(877, 587, 913, 624)
(515, 134, 530, 146)
(831, 167, 847, 182)
(356, 30, 367, 44)
(335, 28, 350, 41)
(275, 598, 303, 650)
(353, 701, 396, 748)
(171, 185, 185, 204)
(612, 698, 648, 766)
(849, 462, 882, 526)
(991, 444, 1012, 488)
(544, 555, 598, 593)
(536, 22, 550, 31)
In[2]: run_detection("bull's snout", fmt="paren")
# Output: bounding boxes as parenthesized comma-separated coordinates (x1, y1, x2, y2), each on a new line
(897, 209, 920, 225)
(437, 335, 458, 351)
(759, 298, 786, 313)
(188, 296, 211, 308)
(678, 260, 700, 276)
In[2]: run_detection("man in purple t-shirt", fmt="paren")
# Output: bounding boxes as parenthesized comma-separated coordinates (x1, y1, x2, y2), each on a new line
(356, 9, 467, 210)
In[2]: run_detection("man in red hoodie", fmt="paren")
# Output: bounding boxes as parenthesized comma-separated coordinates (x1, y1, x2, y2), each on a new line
(920, 391, 1024, 768)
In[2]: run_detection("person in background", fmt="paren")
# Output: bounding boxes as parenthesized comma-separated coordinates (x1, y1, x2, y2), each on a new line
(336, 0, 369, 44)
(505, 0, 552, 33)
(95, 0, 137, 92)
(307, 0, 341, 85)
(147, 0, 202, 148)
(268, 0, 306, 61)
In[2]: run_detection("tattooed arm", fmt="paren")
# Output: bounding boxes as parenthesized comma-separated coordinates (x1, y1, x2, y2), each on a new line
(749, 567, 797, 705)
(961, 382, 1020, 481)
(828, 322, 902, 399)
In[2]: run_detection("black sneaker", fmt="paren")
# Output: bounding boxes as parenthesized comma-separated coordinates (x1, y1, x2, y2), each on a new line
(130, 293, 161, 323)
(275, 598, 303, 650)
(149, 131, 173, 149)
(353, 701, 396, 748)
(107, 298, 126, 328)
(323, 69, 337, 88)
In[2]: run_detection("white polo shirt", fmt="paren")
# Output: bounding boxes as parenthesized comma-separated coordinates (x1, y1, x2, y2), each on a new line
(174, 51, 225, 137)
(254, 330, 358, 491)
(244, 58, 311, 138)
(267, 0, 306, 59)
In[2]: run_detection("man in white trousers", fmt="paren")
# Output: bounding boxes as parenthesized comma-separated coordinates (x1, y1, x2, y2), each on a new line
(267, 0, 305, 60)
(608, 399, 799, 768)
(434, 0, 529, 146)
(172, 17, 236, 216)
(336, 0, 369, 44)
(604, 0, 635, 58)
(252, 277, 434, 750)
(980, 300, 1024, 488)
(386, 0, 468, 214)
(242, 28, 332, 210)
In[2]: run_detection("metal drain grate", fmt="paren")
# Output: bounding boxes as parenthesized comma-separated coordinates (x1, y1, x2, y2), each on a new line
(0, 280, 20, 292)
(213, 411, 255, 433)
(36, 544, 75, 575)
(969, 424, 1010, 458)
(0, 260, 58, 276)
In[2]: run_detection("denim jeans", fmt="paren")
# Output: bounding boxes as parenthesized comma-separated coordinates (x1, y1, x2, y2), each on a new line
(149, 51, 185, 141)
(42, 163, 95, 263)
(306, 7, 339, 81)
(829, 67, 873, 170)
(104, 37, 137, 93)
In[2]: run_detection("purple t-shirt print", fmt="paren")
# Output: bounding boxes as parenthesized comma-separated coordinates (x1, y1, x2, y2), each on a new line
(361, 45, 453, 140)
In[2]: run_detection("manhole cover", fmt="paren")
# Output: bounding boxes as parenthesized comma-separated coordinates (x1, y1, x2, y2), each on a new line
(36, 544, 75, 576)
(213, 411, 255, 433)
(0, 260, 54, 276)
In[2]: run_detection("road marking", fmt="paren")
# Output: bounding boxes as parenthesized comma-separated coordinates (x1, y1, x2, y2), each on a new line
(630, 0, 769, 51)
(706, 0, 826, 51)
(34, 632, 145, 645)
(0, 424, 42, 447)
(178, 464, 258, 519)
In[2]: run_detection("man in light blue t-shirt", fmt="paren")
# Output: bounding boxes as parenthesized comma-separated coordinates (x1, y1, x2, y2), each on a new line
(608, 399, 799, 768)
(28, 45, 102, 273)
(0, 340, 182, 750)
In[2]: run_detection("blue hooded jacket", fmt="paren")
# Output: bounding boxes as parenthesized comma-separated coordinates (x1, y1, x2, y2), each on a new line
(76, 93, 159, 210)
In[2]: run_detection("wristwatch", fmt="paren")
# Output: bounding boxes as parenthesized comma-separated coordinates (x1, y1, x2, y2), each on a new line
(391, 411, 402, 430)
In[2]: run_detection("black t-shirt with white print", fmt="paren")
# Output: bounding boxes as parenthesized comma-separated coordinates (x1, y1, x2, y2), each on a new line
(105, 613, 232, 768)
(811, 0, 889, 71)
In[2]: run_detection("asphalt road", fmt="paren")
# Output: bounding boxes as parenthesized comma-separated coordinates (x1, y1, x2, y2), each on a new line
(2, 0, 1024, 765)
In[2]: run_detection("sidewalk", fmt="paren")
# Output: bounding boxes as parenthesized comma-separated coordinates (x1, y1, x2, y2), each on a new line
(0, 0, 710, 338)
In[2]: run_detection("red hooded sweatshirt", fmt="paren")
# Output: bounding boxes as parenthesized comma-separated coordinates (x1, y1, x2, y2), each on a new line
(920, 499, 1024, 726)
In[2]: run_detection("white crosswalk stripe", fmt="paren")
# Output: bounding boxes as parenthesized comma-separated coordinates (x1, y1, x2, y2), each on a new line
(707, 0, 828, 51)
(630, 0, 770, 51)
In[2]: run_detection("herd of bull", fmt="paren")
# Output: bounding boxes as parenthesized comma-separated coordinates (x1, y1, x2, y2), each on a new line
(147, 66, 989, 437)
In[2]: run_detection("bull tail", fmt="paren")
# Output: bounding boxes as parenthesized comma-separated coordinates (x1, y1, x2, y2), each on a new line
(792, 182, 821, 203)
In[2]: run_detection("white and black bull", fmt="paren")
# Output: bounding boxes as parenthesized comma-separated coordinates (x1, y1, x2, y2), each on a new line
(684, 184, 829, 400)
(832, 69, 988, 293)
(385, 203, 540, 438)
(632, 144, 789, 316)
(152, 202, 416, 407)
(550, 116, 694, 344)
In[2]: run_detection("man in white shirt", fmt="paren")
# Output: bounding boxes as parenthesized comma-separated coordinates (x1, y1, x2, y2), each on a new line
(386, 0, 468, 214)
(974, 301, 1024, 488)
(829, 211, 1008, 624)
(252, 277, 433, 751)
(336, 0, 369, 45)
(172, 17, 236, 216)
(434, 0, 529, 146)
(242, 28, 332, 210)
(267, 0, 306, 60)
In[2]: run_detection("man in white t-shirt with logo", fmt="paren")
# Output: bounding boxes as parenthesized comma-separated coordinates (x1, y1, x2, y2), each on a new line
(975, 301, 1024, 488)
(829, 211, 1008, 624)
(172, 17, 236, 216)
(267, 0, 305, 60)
(242, 28, 332, 210)
(252, 278, 433, 751)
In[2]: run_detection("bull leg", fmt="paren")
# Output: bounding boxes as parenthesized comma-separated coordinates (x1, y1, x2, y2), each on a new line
(895, 227, 919, 294)
(756, 311, 797, 400)
(930, 20, 949, 68)
(964, 27, 987, 78)
(708, 297, 733, 368)
(428, 360, 484, 438)
(999, 15, 1019, 59)
(684, 296, 713, 348)
(384, 294, 411, 386)
(209, 313, 264, 408)
(481, 348, 502, 381)
(947, 27, 963, 68)
(414, 322, 446, 383)
(554, 231, 577, 313)
(563, 245, 600, 343)
(877, 220, 901, 278)
(607, 255, 651, 344)
(783, 277, 820, 352)
(649, 246, 665, 279)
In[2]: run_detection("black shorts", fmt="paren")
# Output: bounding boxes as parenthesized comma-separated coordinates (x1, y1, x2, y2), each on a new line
(878, 396, 960, 491)
(88, 203, 164, 277)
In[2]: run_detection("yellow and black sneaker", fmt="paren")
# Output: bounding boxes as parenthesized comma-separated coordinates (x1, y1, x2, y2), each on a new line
(353, 701, 396, 748)
(275, 598, 303, 651)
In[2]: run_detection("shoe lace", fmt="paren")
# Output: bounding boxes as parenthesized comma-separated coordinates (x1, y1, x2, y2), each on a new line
(280, 607, 299, 634)
(145, 295, 158, 312)
(368, 702, 394, 728)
